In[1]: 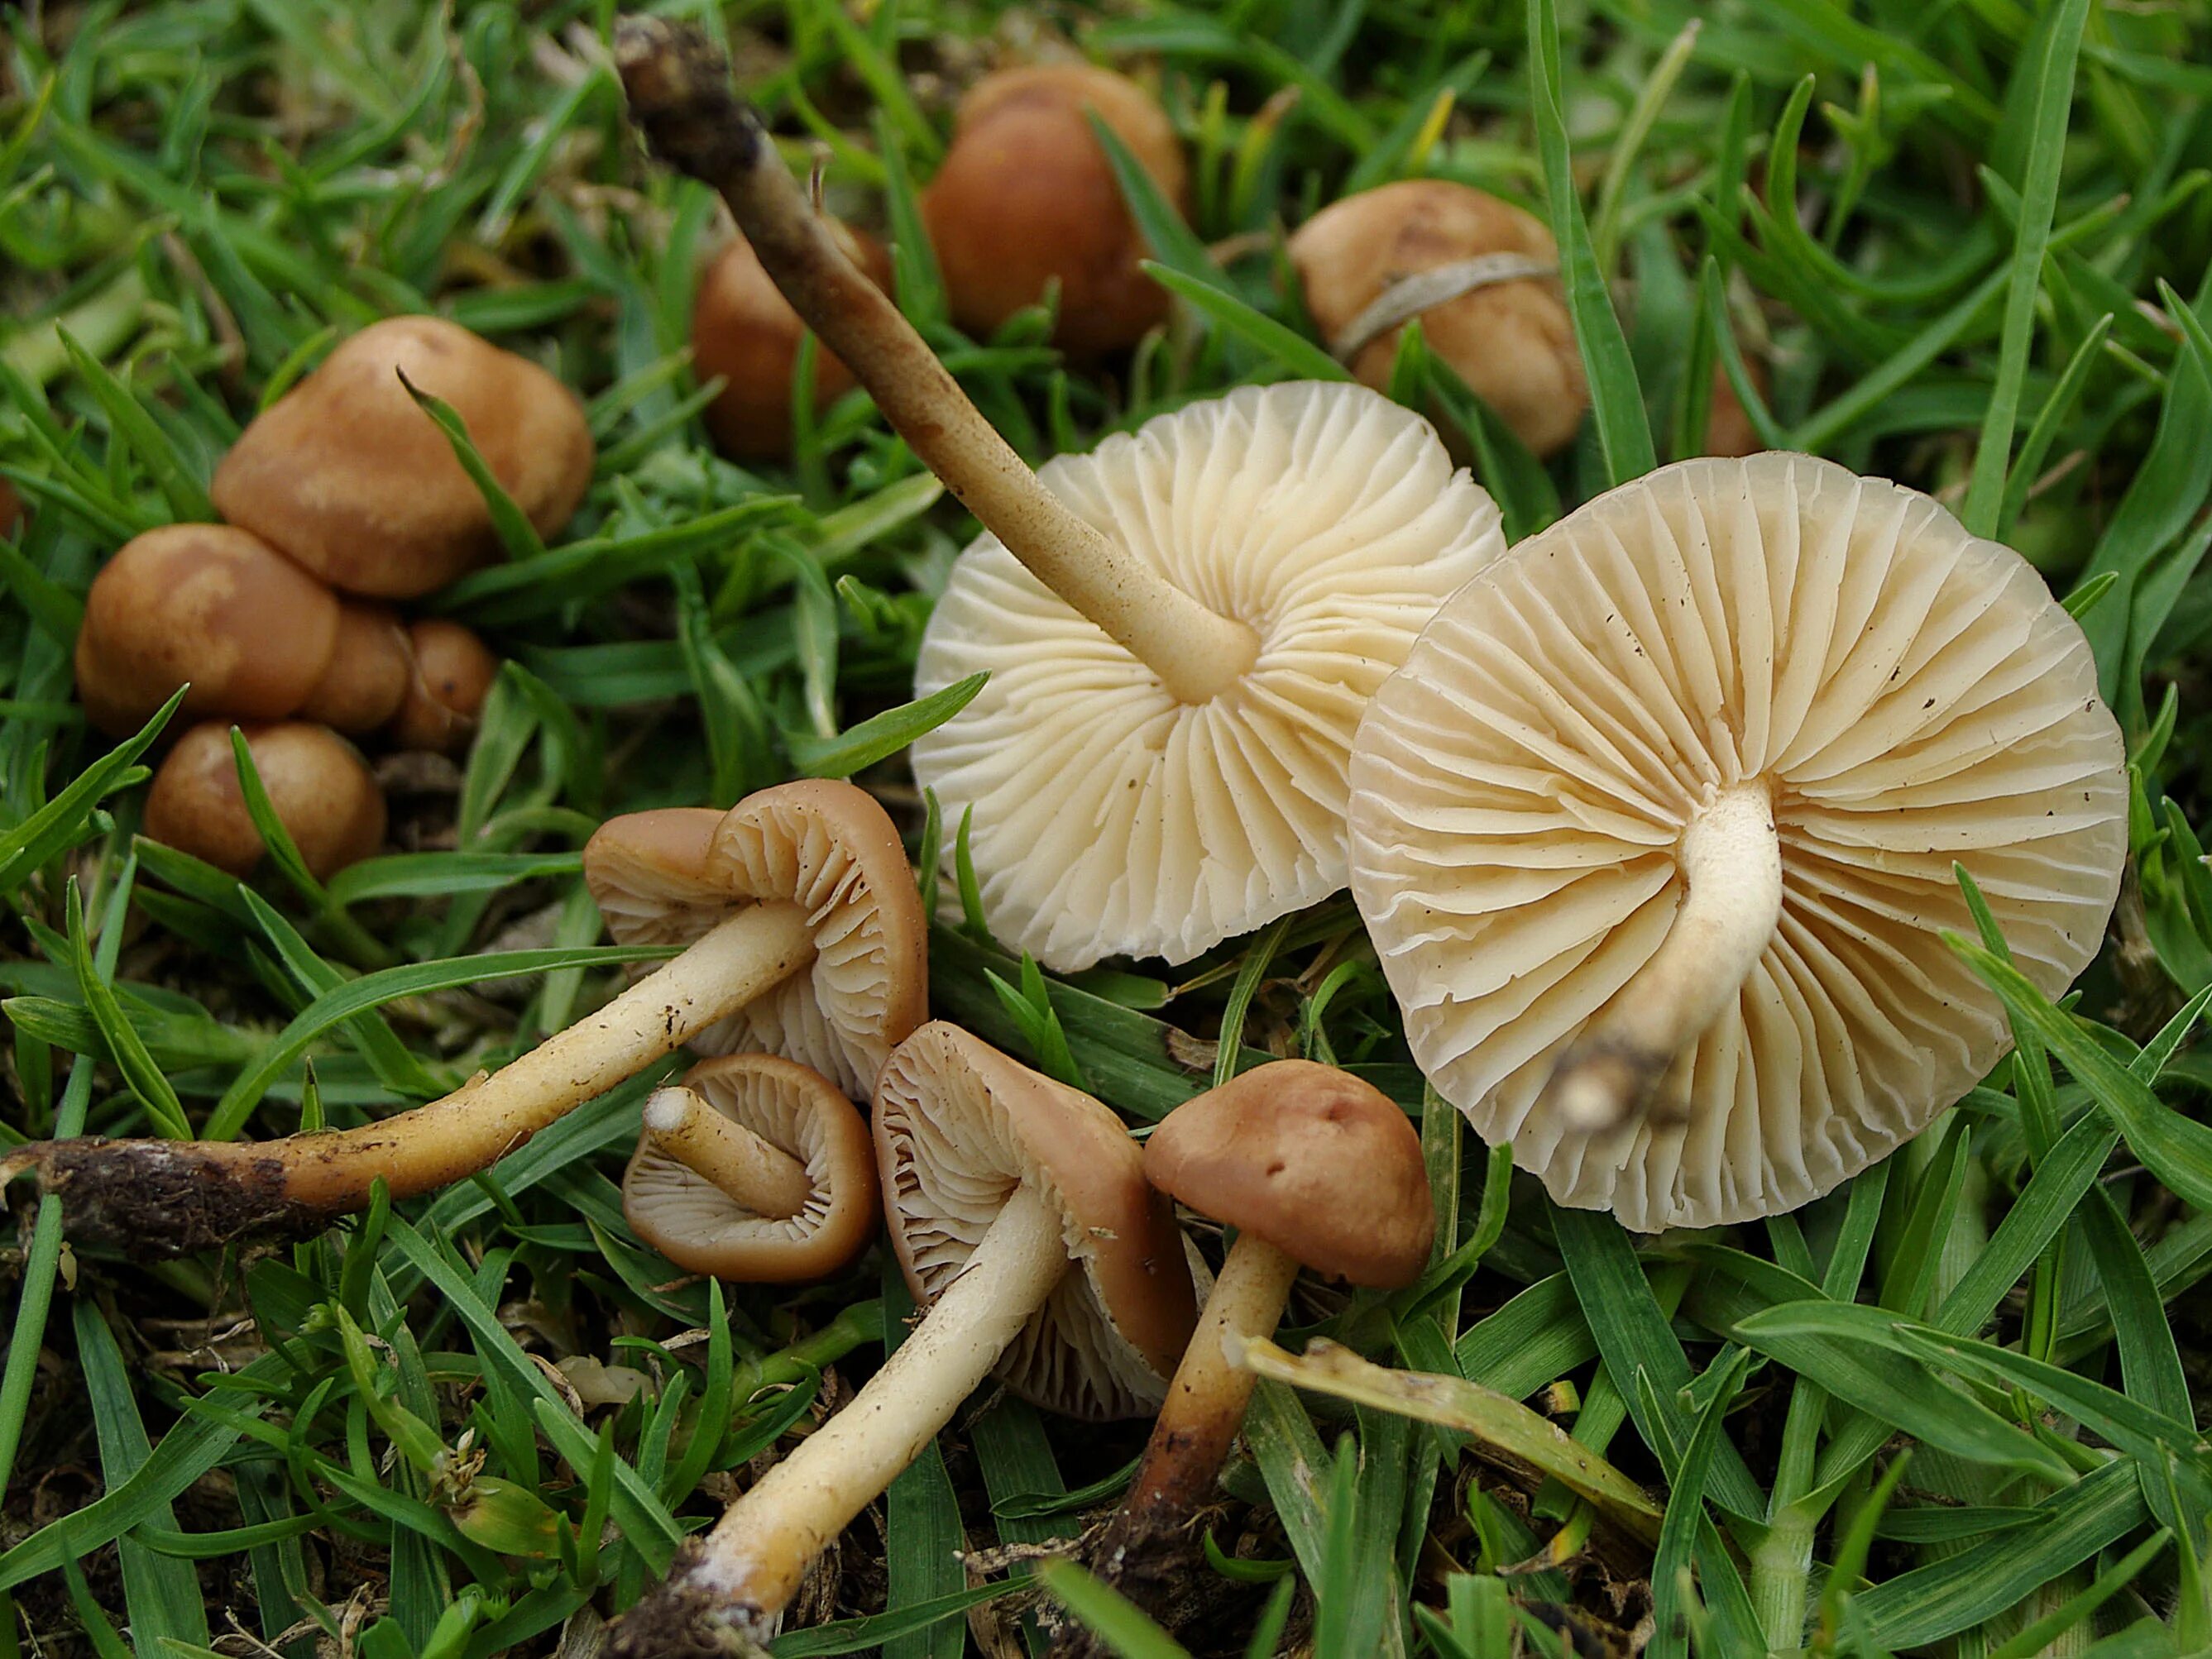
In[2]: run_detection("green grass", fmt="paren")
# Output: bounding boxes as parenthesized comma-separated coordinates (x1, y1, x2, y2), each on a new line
(5, 2, 2212, 1656)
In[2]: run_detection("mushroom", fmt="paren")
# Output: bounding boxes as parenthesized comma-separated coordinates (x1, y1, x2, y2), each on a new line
(614, 25, 1502, 972)
(298, 603, 414, 734)
(8, 781, 925, 1250)
(1348, 453, 2128, 1230)
(1071, 1061, 1431, 1632)
(624, 1054, 879, 1283)
(80, 525, 315, 734)
(388, 619, 500, 754)
(606, 1021, 1195, 1654)
(921, 64, 1187, 356)
(693, 227, 893, 458)
(211, 316, 595, 599)
(142, 719, 386, 881)
(1287, 179, 1587, 459)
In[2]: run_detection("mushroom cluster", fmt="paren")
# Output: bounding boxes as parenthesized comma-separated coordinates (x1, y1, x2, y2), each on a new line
(73, 315, 589, 877)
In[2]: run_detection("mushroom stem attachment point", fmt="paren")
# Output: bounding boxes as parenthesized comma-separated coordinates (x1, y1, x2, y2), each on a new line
(1111, 1231, 1300, 1534)
(612, 17, 1258, 705)
(1548, 782, 1783, 1131)
(658, 1183, 1068, 1628)
(641, 1083, 814, 1220)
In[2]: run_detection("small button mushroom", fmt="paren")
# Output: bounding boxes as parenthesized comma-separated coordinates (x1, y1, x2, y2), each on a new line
(1288, 179, 1588, 459)
(297, 602, 414, 734)
(75, 524, 342, 737)
(212, 316, 595, 599)
(1070, 1062, 1430, 1637)
(624, 1055, 879, 1283)
(922, 64, 1188, 356)
(693, 227, 894, 458)
(1348, 453, 2129, 1231)
(605, 1023, 1196, 1655)
(9, 782, 926, 1254)
(388, 619, 500, 754)
(142, 720, 385, 881)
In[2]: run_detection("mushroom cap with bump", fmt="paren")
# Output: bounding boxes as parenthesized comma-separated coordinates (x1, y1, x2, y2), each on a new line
(582, 782, 929, 1099)
(212, 316, 594, 599)
(1143, 1060, 1433, 1288)
(909, 381, 1503, 972)
(1348, 453, 2128, 1231)
(624, 1054, 879, 1282)
(75, 524, 342, 737)
(874, 1022, 1198, 1421)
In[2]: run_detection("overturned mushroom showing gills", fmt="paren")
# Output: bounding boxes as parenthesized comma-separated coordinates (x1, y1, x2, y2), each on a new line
(606, 1022, 1195, 1655)
(6, 782, 925, 1251)
(613, 19, 1503, 970)
(1063, 1062, 1429, 1642)
(213, 315, 595, 598)
(625, 1054, 879, 1282)
(1349, 453, 2128, 1231)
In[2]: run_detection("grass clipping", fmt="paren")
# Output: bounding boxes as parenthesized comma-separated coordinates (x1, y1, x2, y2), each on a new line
(1233, 1335, 1663, 1546)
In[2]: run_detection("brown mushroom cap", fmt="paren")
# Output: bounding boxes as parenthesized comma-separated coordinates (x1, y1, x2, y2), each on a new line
(297, 603, 413, 734)
(624, 1054, 879, 1282)
(142, 720, 386, 880)
(693, 226, 895, 459)
(1289, 180, 1587, 460)
(1143, 1061, 1433, 1288)
(389, 619, 500, 753)
(922, 65, 1188, 356)
(211, 316, 595, 599)
(582, 782, 929, 1098)
(874, 1022, 1197, 1420)
(74, 524, 342, 738)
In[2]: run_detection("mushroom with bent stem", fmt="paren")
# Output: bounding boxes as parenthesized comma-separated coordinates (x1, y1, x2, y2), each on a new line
(605, 1021, 1197, 1656)
(3, 781, 926, 1250)
(615, 20, 1502, 971)
(1348, 453, 2128, 1231)
(1062, 1061, 1431, 1642)
(625, 1054, 879, 1283)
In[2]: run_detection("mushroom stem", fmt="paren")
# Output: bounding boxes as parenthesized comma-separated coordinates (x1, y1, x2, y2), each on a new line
(1548, 782, 1783, 1130)
(642, 1083, 814, 1219)
(612, 17, 1260, 706)
(617, 1183, 1069, 1644)
(14, 901, 816, 1250)
(1104, 1231, 1300, 1540)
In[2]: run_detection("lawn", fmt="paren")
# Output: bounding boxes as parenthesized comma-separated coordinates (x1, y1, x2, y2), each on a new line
(2, 1, 2210, 1656)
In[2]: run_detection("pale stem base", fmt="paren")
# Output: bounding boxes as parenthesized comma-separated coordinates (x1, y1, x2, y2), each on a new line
(1549, 782, 1783, 1129)
(691, 1182, 1070, 1618)
(644, 1084, 813, 1218)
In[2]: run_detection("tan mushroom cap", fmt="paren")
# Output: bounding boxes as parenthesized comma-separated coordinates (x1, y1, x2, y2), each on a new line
(1288, 180, 1587, 460)
(582, 782, 929, 1098)
(298, 603, 413, 733)
(212, 316, 595, 599)
(922, 64, 1188, 356)
(143, 720, 386, 881)
(624, 1054, 879, 1282)
(874, 1022, 1197, 1421)
(389, 619, 500, 753)
(693, 226, 894, 459)
(910, 381, 1503, 971)
(1348, 453, 2128, 1231)
(1143, 1060, 1432, 1288)
(75, 524, 342, 737)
